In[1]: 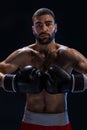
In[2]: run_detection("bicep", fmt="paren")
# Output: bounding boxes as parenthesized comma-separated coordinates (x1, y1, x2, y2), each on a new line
(0, 50, 21, 73)
(0, 47, 34, 74)
(71, 49, 87, 73)
(73, 58, 87, 73)
(61, 48, 87, 73)
(0, 61, 19, 74)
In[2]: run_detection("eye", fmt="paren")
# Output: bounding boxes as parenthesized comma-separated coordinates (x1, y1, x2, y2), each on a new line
(35, 22, 43, 28)
(46, 21, 53, 26)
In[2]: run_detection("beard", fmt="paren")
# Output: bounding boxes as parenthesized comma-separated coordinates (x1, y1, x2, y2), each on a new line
(33, 31, 56, 45)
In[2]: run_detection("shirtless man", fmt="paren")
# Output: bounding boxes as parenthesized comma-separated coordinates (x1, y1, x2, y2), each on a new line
(0, 8, 87, 130)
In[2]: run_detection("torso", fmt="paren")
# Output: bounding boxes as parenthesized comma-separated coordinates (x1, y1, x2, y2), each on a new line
(19, 42, 73, 113)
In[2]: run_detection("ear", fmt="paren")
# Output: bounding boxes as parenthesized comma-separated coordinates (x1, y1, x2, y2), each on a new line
(55, 23, 57, 33)
(32, 26, 36, 35)
(32, 26, 34, 32)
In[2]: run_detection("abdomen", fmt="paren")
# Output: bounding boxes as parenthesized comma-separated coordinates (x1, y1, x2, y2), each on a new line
(25, 90, 67, 113)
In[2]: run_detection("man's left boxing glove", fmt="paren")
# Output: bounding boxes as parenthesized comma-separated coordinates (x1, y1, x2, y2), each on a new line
(45, 65, 87, 94)
(44, 66, 72, 93)
(2, 65, 43, 93)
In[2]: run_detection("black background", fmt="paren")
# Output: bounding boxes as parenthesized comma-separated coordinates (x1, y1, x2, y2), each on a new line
(0, 0, 87, 130)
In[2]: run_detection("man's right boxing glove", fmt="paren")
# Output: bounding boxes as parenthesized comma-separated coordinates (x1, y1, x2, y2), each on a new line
(2, 65, 43, 93)
(45, 65, 87, 94)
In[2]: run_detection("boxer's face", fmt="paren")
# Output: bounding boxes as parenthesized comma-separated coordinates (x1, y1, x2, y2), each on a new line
(32, 14, 57, 45)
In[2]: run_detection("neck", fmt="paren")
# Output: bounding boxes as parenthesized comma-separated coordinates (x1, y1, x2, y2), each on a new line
(36, 41, 56, 51)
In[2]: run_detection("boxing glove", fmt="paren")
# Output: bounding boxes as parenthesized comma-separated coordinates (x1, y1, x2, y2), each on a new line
(45, 66, 86, 93)
(2, 65, 43, 93)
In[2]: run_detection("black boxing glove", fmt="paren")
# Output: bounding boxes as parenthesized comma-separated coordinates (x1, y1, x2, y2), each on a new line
(44, 66, 72, 93)
(2, 65, 43, 93)
(45, 66, 87, 93)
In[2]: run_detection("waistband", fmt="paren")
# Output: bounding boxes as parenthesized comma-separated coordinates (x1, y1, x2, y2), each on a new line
(22, 110, 69, 126)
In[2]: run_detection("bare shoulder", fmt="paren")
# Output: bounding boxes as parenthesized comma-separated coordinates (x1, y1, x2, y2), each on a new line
(3, 45, 35, 64)
(56, 44, 69, 54)
(0, 43, 39, 73)
(14, 43, 38, 55)
(58, 44, 79, 56)
(57, 44, 86, 62)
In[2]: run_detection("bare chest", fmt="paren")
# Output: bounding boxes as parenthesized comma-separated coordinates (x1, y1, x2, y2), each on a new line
(30, 52, 69, 72)
(20, 49, 72, 73)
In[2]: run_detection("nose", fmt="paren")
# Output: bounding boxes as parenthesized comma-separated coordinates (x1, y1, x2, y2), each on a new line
(42, 24, 48, 31)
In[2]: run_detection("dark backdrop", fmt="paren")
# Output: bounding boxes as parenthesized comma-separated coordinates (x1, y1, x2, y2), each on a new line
(0, 0, 87, 130)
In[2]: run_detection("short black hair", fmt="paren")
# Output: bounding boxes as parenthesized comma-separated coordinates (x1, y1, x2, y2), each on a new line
(32, 8, 55, 22)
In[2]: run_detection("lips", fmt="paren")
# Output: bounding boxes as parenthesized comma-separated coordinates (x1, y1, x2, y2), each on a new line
(39, 33, 49, 38)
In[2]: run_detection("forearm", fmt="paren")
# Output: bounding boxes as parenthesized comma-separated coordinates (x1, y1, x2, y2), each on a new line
(0, 72, 5, 88)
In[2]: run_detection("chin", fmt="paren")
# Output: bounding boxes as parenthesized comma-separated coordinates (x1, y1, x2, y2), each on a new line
(38, 38, 52, 45)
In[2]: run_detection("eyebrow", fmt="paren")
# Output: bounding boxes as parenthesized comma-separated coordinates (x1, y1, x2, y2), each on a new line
(35, 20, 53, 24)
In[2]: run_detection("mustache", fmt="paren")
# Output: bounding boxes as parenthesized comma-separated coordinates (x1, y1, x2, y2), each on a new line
(39, 32, 49, 36)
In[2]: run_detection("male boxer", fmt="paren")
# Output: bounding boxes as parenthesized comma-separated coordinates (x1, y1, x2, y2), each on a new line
(0, 8, 87, 130)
